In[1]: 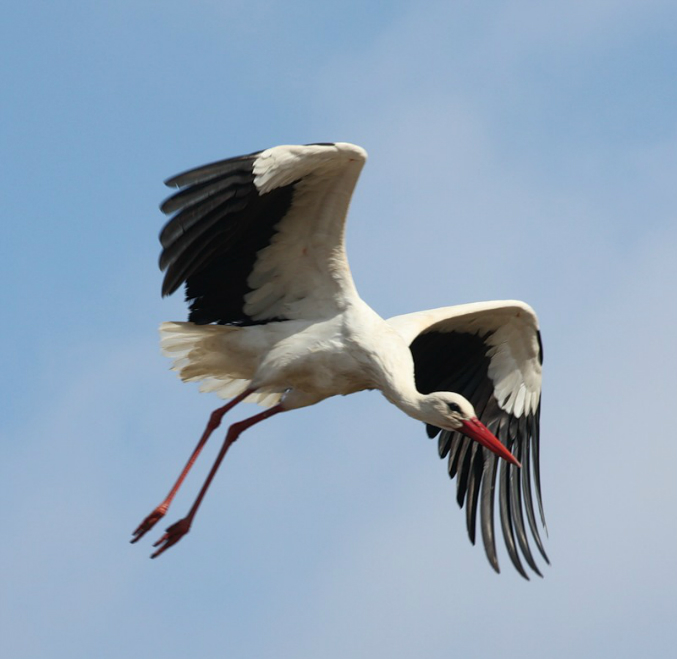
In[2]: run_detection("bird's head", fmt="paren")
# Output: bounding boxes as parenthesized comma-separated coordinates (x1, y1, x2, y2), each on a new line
(424, 392, 521, 467)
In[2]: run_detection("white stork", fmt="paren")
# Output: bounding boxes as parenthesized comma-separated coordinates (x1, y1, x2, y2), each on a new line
(131, 142, 547, 578)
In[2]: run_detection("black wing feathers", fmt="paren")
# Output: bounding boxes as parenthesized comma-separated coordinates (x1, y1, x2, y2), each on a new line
(410, 328, 547, 578)
(163, 151, 262, 189)
(158, 152, 296, 325)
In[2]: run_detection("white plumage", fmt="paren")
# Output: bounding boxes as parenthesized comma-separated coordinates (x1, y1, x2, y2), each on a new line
(132, 142, 547, 578)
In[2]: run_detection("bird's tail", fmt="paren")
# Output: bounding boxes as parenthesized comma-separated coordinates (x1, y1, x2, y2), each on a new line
(159, 321, 282, 407)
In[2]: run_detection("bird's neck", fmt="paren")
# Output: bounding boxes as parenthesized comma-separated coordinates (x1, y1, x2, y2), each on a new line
(366, 327, 431, 423)
(379, 370, 430, 423)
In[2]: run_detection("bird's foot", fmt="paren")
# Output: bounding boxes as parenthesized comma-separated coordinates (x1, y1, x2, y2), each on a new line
(130, 505, 168, 544)
(150, 518, 192, 559)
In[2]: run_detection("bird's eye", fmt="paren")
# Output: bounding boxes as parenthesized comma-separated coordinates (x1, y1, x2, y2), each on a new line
(447, 402, 461, 414)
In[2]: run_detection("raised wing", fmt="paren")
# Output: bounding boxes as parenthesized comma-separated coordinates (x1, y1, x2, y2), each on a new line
(388, 300, 547, 579)
(159, 142, 367, 325)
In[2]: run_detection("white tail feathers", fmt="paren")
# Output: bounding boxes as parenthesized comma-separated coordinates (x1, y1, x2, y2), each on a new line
(159, 322, 282, 408)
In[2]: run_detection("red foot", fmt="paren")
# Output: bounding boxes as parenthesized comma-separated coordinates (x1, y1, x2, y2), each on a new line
(130, 506, 167, 544)
(130, 505, 168, 544)
(150, 518, 192, 559)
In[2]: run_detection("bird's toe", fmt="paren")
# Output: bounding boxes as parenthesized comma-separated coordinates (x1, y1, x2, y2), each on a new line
(150, 518, 191, 558)
(130, 506, 167, 544)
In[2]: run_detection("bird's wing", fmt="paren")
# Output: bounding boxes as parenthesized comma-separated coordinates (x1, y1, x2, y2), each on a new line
(159, 142, 366, 325)
(387, 300, 547, 579)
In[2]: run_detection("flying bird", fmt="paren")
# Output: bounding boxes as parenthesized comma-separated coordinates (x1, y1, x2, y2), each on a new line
(131, 142, 548, 578)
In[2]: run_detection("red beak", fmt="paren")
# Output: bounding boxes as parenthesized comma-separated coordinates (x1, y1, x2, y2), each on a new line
(459, 417, 521, 468)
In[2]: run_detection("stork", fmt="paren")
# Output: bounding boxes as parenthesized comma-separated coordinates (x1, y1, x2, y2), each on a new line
(131, 142, 548, 578)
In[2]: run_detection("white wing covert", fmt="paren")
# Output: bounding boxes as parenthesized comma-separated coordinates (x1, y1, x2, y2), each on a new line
(388, 300, 547, 579)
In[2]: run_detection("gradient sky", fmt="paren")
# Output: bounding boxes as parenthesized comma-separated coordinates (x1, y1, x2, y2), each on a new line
(2, 2, 677, 657)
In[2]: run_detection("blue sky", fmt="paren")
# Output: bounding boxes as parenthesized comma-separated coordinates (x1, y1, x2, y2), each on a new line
(2, 1, 677, 657)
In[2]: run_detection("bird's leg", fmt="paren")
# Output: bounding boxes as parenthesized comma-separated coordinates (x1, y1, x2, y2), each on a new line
(131, 388, 255, 544)
(150, 403, 285, 559)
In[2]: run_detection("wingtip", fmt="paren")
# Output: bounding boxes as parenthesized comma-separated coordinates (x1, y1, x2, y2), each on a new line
(160, 280, 174, 298)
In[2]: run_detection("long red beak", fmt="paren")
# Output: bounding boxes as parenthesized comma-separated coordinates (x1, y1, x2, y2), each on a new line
(459, 417, 521, 468)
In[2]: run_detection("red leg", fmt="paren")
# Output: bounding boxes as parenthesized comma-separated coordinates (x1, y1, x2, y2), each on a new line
(131, 388, 255, 544)
(150, 403, 284, 558)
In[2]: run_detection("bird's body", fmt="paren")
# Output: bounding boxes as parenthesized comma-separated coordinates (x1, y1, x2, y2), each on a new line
(132, 142, 547, 578)
(160, 299, 383, 410)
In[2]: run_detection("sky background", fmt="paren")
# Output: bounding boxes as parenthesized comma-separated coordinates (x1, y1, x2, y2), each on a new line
(2, 1, 677, 657)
